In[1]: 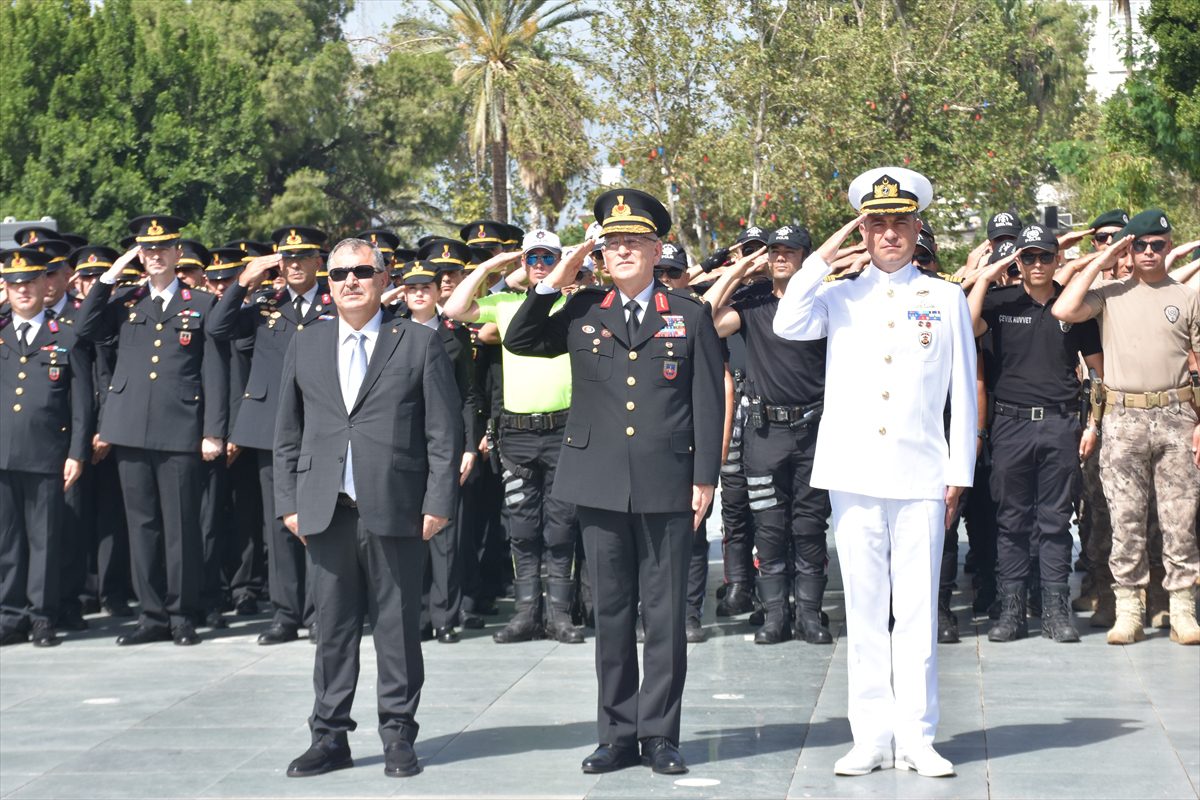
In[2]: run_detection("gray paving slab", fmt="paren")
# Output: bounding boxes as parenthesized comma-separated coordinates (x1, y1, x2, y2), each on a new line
(1, 529, 1197, 800)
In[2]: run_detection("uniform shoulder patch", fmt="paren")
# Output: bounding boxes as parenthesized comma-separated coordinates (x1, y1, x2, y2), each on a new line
(662, 287, 705, 306)
(918, 267, 963, 284)
(823, 270, 862, 283)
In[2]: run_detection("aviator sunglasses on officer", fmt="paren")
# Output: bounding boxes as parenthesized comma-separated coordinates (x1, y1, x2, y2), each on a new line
(328, 264, 382, 281)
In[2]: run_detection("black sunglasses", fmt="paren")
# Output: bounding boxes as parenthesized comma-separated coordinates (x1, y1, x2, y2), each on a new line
(1092, 232, 1113, 244)
(913, 252, 935, 266)
(1019, 251, 1056, 266)
(1131, 239, 1167, 254)
(328, 265, 382, 282)
(656, 267, 684, 279)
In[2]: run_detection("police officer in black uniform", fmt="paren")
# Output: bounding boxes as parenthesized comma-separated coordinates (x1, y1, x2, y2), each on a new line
(77, 214, 229, 647)
(504, 189, 724, 775)
(207, 225, 332, 644)
(0, 248, 95, 647)
(706, 224, 833, 645)
(969, 224, 1102, 642)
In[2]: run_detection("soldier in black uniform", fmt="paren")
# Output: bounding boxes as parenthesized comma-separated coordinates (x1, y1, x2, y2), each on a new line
(505, 189, 724, 775)
(175, 240, 210, 289)
(0, 248, 94, 646)
(77, 215, 228, 646)
(706, 225, 834, 645)
(969, 224, 1102, 642)
(65, 246, 134, 619)
(397, 260, 482, 642)
(207, 226, 331, 644)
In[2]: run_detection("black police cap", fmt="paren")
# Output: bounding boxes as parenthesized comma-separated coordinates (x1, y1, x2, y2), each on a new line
(1, 247, 52, 283)
(594, 188, 671, 237)
(766, 225, 812, 252)
(986, 211, 1022, 241)
(128, 214, 186, 245)
(271, 225, 327, 255)
(460, 220, 509, 246)
(417, 237, 472, 270)
(1016, 224, 1058, 253)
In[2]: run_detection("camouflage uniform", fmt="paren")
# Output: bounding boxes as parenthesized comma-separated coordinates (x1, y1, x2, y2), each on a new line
(1100, 401, 1200, 591)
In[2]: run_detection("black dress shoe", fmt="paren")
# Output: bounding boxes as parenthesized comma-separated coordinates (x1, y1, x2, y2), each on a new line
(581, 744, 640, 774)
(258, 623, 299, 645)
(0, 628, 27, 646)
(102, 600, 135, 618)
(421, 624, 435, 642)
(641, 737, 687, 774)
(287, 736, 353, 778)
(204, 611, 228, 629)
(685, 617, 707, 643)
(116, 625, 172, 646)
(460, 612, 485, 629)
(31, 622, 60, 648)
(81, 596, 101, 615)
(172, 622, 202, 646)
(234, 596, 259, 616)
(383, 740, 421, 777)
(435, 626, 459, 644)
(57, 610, 89, 632)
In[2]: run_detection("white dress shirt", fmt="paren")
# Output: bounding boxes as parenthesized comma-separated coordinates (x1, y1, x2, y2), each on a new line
(48, 294, 69, 318)
(774, 255, 977, 499)
(617, 281, 655, 323)
(287, 284, 319, 317)
(149, 278, 179, 307)
(337, 310, 383, 499)
(10, 309, 46, 346)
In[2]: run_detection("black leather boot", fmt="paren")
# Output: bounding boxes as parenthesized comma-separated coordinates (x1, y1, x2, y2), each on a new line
(937, 589, 960, 644)
(716, 581, 754, 617)
(1041, 582, 1080, 642)
(753, 575, 791, 644)
(988, 581, 1028, 642)
(793, 575, 833, 644)
(493, 578, 543, 643)
(545, 578, 584, 644)
(972, 571, 997, 614)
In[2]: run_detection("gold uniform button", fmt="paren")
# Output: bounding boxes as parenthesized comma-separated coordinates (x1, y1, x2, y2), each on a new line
(566, 436, 573, 444)
(19, 356, 27, 364)
(625, 426, 635, 436)
(628, 352, 638, 361)
(155, 323, 163, 331)
(884, 355, 892, 364)
(15, 388, 24, 396)
(297, 324, 304, 330)
(627, 376, 636, 386)
(12, 404, 21, 412)
(244, 392, 250, 398)
(149, 372, 158, 380)
(887, 321, 895, 328)
(626, 401, 635, 411)
(151, 355, 159, 364)
(593, 348, 598, 353)
(879, 427, 887, 435)
(154, 339, 162, 348)
(17, 372, 26, 380)
(887, 289, 894, 297)
(881, 391, 890, 400)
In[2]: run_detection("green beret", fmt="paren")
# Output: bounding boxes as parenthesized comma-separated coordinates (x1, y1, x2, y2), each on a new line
(1124, 208, 1171, 238)
(1089, 209, 1128, 230)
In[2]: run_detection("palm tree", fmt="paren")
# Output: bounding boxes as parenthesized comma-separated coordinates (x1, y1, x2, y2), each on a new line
(1111, 0, 1134, 78)
(406, 0, 593, 221)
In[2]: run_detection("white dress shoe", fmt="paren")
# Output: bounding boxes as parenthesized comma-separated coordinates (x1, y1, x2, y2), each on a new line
(895, 744, 955, 777)
(834, 745, 894, 776)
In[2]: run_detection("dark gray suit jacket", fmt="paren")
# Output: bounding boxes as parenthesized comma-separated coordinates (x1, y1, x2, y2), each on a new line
(273, 310, 463, 538)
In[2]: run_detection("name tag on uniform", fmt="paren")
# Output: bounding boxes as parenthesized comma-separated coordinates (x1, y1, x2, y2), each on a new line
(654, 315, 687, 338)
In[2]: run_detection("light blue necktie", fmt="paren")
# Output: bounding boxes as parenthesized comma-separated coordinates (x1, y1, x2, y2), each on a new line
(341, 332, 367, 499)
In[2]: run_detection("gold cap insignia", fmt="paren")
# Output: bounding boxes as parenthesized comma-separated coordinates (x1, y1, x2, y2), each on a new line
(12, 254, 26, 268)
(612, 196, 631, 217)
(87, 253, 97, 263)
(27, 232, 38, 243)
(238, 242, 248, 252)
(213, 254, 223, 266)
(369, 234, 377, 244)
(441, 244, 451, 259)
(874, 176, 899, 200)
(286, 229, 303, 246)
(478, 224, 486, 238)
(147, 219, 164, 236)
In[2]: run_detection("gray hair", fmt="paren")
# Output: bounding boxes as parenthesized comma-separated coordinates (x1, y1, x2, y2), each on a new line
(328, 238, 385, 272)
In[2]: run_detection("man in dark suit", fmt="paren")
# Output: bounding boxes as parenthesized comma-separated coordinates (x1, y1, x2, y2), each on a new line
(504, 189, 724, 775)
(77, 215, 228, 647)
(274, 238, 462, 779)
(0, 248, 94, 647)
(208, 226, 333, 643)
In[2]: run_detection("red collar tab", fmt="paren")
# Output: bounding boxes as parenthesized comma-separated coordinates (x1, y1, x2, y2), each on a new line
(600, 289, 616, 309)
(47, 319, 59, 333)
(321, 293, 331, 305)
(654, 292, 670, 314)
(180, 288, 191, 301)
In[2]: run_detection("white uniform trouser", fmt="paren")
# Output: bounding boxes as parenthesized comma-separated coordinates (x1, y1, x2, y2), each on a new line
(830, 490, 944, 751)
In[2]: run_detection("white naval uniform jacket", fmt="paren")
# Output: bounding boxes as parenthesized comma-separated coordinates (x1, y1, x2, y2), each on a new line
(773, 255, 977, 500)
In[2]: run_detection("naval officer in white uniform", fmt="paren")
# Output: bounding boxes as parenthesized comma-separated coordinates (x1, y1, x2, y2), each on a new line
(773, 167, 977, 778)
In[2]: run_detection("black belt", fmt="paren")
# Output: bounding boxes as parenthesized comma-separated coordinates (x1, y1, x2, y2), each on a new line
(337, 493, 357, 508)
(764, 401, 823, 425)
(500, 410, 570, 431)
(993, 400, 1075, 421)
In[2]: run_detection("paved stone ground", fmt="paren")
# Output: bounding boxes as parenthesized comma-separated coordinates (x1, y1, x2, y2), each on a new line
(1, 527, 1197, 800)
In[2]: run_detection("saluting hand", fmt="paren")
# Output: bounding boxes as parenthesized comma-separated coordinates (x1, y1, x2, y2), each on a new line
(815, 214, 868, 264)
(542, 239, 597, 292)
(238, 253, 282, 288)
(102, 246, 141, 283)
(1057, 228, 1094, 251)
